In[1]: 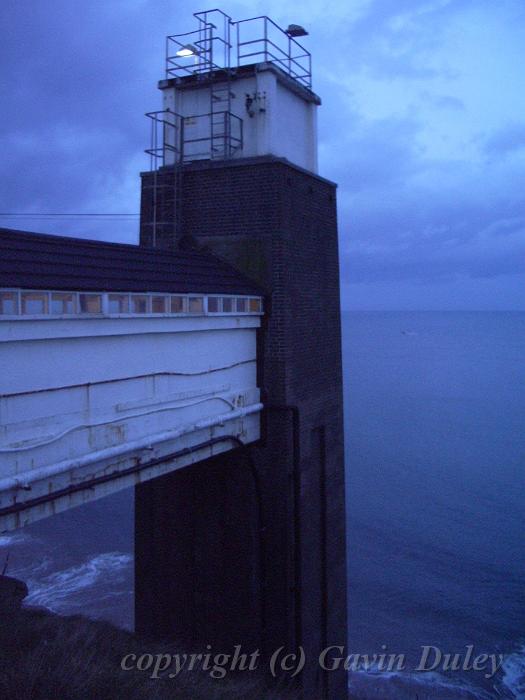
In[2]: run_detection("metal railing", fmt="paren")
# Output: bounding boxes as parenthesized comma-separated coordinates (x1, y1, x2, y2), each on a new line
(145, 110, 181, 169)
(145, 109, 243, 166)
(235, 16, 311, 88)
(147, 11, 312, 172)
(166, 9, 233, 79)
(164, 11, 312, 89)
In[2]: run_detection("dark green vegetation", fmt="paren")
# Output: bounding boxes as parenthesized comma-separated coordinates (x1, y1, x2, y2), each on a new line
(0, 605, 295, 700)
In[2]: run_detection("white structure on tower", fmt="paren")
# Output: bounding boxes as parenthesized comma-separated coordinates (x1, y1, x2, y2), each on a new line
(146, 10, 320, 173)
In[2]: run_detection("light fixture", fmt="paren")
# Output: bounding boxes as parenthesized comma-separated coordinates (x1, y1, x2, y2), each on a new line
(285, 24, 308, 38)
(176, 44, 200, 57)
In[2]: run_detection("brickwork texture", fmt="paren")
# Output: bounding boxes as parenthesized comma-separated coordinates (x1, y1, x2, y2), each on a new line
(135, 156, 348, 699)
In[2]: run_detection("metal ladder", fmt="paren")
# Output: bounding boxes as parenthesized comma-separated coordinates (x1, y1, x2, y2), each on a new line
(194, 11, 235, 160)
(210, 78, 234, 159)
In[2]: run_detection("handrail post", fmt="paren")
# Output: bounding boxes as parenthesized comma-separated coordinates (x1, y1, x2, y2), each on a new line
(179, 115, 184, 164)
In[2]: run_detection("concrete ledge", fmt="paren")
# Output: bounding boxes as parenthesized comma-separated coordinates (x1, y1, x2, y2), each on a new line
(158, 61, 322, 105)
(141, 154, 337, 188)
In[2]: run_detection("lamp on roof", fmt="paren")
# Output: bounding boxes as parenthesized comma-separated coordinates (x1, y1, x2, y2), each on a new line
(176, 44, 200, 57)
(285, 24, 308, 37)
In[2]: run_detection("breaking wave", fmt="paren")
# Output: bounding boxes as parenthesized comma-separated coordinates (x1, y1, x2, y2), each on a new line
(499, 644, 525, 700)
(0, 532, 33, 548)
(24, 551, 133, 615)
(348, 663, 497, 700)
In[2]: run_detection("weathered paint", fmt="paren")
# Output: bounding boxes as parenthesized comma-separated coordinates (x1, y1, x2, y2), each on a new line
(0, 313, 261, 532)
(161, 64, 319, 172)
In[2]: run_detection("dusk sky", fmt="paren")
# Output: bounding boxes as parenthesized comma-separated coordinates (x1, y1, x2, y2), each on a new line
(1, 0, 524, 310)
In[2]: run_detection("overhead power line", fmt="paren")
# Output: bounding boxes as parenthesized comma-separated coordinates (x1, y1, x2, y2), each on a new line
(0, 213, 140, 218)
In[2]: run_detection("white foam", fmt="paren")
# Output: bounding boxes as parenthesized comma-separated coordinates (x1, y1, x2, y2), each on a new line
(10, 555, 53, 581)
(499, 644, 525, 699)
(25, 551, 132, 613)
(348, 662, 495, 700)
(0, 532, 32, 548)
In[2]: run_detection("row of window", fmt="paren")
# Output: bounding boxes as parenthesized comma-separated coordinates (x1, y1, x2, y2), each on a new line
(0, 290, 263, 318)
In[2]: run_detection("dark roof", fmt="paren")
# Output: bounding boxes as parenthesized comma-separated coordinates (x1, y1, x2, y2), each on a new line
(0, 228, 262, 296)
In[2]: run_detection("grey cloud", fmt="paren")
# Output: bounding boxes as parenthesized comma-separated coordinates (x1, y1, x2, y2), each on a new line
(484, 123, 525, 157)
(424, 93, 465, 111)
(320, 114, 424, 192)
(338, 178, 525, 284)
(329, 0, 470, 80)
(1, 0, 524, 309)
(341, 230, 525, 284)
(0, 0, 194, 217)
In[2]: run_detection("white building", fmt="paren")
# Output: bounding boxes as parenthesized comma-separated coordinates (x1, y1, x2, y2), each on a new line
(0, 227, 263, 532)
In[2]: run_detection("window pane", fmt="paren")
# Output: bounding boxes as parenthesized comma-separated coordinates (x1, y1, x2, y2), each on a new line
(188, 297, 203, 313)
(21, 292, 48, 315)
(170, 296, 184, 313)
(152, 296, 168, 313)
(236, 297, 247, 313)
(108, 294, 129, 314)
(222, 297, 233, 313)
(131, 295, 149, 314)
(79, 294, 102, 314)
(51, 293, 75, 314)
(249, 298, 261, 313)
(0, 292, 18, 315)
(208, 297, 220, 313)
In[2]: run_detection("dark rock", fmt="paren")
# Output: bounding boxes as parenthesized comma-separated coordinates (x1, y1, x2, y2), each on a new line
(0, 574, 28, 611)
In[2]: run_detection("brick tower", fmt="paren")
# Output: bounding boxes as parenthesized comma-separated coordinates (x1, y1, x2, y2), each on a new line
(135, 11, 347, 698)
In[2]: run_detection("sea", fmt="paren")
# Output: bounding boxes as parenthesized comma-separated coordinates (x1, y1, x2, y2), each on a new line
(1, 311, 524, 700)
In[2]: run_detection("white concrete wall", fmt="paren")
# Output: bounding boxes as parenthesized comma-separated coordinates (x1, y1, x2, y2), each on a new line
(0, 315, 261, 531)
(271, 79, 318, 173)
(162, 65, 318, 171)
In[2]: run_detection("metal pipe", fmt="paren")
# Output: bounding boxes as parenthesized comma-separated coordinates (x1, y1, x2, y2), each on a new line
(264, 404, 302, 653)
(0, 403, 263, 494)
(0, 434, 247, 519)
(0, 395, 238, 454)
(0, 359, 256, 400)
